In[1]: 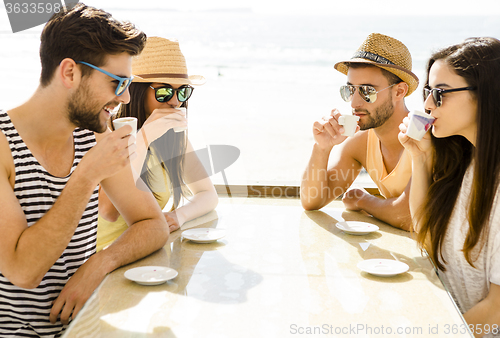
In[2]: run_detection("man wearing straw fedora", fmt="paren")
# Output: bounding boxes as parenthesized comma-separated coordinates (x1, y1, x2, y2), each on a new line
(301, 33, 419, 230)
(0, 4, 170, 336)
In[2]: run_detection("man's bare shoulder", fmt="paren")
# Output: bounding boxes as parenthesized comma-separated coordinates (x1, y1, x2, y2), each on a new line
(333, 129, 369, 164)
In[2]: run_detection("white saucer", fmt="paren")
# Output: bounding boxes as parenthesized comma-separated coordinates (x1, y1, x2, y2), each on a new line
(336, 221, 379, 235)
(182, 228, 226, 243)
(124, 266, 178, 286)
(357, 259, 409, 277)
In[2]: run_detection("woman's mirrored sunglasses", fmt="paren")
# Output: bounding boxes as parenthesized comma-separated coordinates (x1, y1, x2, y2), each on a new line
(424, 86, 476, 108)
(76, 61, 133, 96)
(150, 85, 194, 103)
(340, 83, 396, 103)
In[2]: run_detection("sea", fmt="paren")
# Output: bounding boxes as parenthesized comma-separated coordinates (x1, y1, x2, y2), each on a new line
(1, 7, 499, 186)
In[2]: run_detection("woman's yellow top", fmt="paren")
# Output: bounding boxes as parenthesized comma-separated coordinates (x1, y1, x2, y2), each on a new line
(97, 151, 171, 252)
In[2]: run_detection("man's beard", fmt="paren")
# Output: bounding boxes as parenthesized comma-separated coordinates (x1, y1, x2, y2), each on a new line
(67, 81, 107, 133)
(358, 96, 394, 130)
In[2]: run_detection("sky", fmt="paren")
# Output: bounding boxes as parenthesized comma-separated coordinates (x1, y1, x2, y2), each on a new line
(1, 0, 499, 25)
(71, 0, 500, 16)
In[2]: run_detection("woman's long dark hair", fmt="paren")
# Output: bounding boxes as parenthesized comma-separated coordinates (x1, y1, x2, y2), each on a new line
(417, 37, 500, 270)
(112, 82, 190, 211)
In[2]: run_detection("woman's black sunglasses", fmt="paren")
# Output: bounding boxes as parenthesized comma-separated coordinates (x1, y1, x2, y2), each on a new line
(424, 86, 476, 107)
(150, 85, 194, 103)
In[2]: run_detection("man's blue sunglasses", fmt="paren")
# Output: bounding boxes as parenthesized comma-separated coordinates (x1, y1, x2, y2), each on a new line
(76, 61, 134, 96)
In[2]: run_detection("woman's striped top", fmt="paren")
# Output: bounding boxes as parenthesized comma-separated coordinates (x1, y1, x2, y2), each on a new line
(0, 110, 99, 337)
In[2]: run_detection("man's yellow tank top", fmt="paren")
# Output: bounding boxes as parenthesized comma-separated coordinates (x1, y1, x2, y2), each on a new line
(97, 151, 171, 252)
(365, 129, 412, 198)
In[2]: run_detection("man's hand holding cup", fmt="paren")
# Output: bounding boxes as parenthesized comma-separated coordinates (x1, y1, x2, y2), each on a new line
(313, 109, 360, 152)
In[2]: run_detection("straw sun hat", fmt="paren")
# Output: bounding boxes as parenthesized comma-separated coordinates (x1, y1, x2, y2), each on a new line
(334, 33, 419, 96)
(132, 36, 206, 86)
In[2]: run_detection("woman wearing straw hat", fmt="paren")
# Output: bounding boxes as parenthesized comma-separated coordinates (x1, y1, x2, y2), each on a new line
(97, 37, 218, 251)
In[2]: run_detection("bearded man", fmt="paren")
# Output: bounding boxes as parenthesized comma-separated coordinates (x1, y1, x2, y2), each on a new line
(301, 33, 419, 230)
(0, 4, 169, 336)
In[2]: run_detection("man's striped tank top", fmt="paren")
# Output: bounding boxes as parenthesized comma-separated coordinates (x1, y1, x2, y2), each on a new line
(0, 110, 98, 337)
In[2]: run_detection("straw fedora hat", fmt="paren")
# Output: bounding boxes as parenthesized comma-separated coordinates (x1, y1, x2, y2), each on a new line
(132, 36, 206, 86)
(334, 33, 419, 96)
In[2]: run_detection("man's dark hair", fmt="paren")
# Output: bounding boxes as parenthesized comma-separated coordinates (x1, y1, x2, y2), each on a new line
(39, 3, 146, 86)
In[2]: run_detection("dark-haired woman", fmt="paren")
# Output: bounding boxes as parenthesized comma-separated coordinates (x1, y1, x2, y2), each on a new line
(97, 37, 218, 251)
(399, 37, 500, 336)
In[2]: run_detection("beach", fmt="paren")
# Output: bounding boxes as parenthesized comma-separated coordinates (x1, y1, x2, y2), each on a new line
(1, 8, 499, 186)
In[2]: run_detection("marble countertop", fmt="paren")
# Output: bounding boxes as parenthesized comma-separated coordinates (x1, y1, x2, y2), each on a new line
(63, 197, 472, 337)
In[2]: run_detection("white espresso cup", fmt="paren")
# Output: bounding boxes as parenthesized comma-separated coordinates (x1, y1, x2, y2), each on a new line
(406, 110, 435, 141)
(338, 115, 360, 137)
(112, 117, 137, 137)
(173, 107, 187, 133)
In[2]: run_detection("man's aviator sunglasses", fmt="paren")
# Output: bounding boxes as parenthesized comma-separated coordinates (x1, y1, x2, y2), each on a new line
(76, 61, 133, 96)
(424, 86, 476, 108)
(340, 83, 397, 104)
(150, 85, 194, 103)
